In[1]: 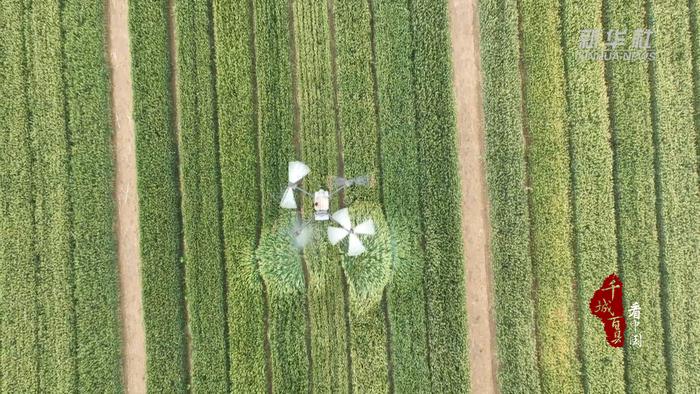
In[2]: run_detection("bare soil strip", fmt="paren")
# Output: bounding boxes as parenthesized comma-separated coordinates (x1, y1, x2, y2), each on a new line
(107, 0, 147, 392)
(447, 0, 499, 392)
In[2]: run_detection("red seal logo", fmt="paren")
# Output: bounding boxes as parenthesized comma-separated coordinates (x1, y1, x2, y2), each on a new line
(589, 273, 626, 348)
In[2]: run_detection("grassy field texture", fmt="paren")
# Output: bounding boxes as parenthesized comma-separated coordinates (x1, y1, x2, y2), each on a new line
(0, 1, 39, 391)
(292, 0, 349, 391)
(560, 0, 624, 391)
(333, 0, 389, 391)
(25, 2, 74, 392)
(647, 0, 700, 389)
(254, 0, 296, 227)
(175, 0, 230, 391)
(0, 1, 121, 391)
(603, 0, 668, 391)
(129, 0, 189, 390)
(691, 0, 700, 182)
(518, 0, 583, 392)
(0, 0, 491, 392)
(257, 214, 309, 393)
(62, 0, 122, 390)
(477, 0, 541, 390)
(253, 0, 308, 390)
(373, 0, 431, 391)
(410, 0, 470, 390)
(341, 204, 391, 393)
(213, 0, 268, 391)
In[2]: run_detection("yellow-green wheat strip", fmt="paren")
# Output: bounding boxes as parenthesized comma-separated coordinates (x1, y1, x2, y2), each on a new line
(478, 0, 541, 390)
(410, 0, 470, 389)
(26, 1, 74, 391)
(0, 0, 39, 391)
(62, 0, 123, 389)
(519, 0, 583, 390)
(603, 0, 668, 391)
(253, 0, 311, 390)
(373, 0, 431, 391)
(175, 0, 230, 391)
(647, 0, 700, 389)
(334, 0, 390, 390)
(130, 0, 189, 390)
(560, 0, 624, 391)
(213, 0, 268, 391)
(293, 0, 350, 390)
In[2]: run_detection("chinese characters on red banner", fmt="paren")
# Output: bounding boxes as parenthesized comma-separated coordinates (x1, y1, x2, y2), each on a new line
(589, 273, 626, 348)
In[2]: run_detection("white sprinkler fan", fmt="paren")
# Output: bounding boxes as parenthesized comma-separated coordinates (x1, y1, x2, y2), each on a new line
(327, 208, 375, 256)
(280, 161, 311, 209)
(291, 220, 314, 249)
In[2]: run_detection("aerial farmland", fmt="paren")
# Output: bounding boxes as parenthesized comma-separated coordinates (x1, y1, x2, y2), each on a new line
(0, 0, 698, 393)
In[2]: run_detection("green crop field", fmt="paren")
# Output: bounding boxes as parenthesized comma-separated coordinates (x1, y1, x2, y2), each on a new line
(128, 0, 470, 391)
(604, 1, 668, 392)
(480, 0, 700, 392)
(0, 0, 121, 392)
(128, 0, 469, 391)
(130, 0, 189, 390)
(1, 0, 698, 392)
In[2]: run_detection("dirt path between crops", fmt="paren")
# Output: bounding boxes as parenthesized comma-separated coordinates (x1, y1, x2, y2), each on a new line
(107, 1, 147, 393)
(447, 0, 499, 392)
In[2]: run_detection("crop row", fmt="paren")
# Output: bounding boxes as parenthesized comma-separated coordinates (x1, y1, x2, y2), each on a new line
(482, 0, 699, 391)
(62, 0, 123, 390)
(63, 1, 479, 392)
(373, 0, 432, 391)
(175, 0, 230, 391)
(477, 0, 541, 390)
(213, 0, 268, 391)
(0, 1, 122, 392)
(560, 0, 624, 391)
(0, 1, 39, 391)
(0, 1, 523, 393)
(26, 1, 74, 392)
(129, 0, 189, 391)
(292, 0, 350, 391)
(518, 0, 582, 391)
(603, 0, 668, 391)
(410, 0, 470, 390)
(647, 0, 700, 389)
(332, 0, 389, 392)
(692, 0, 700, 183)
(253, 0, 309, 390)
